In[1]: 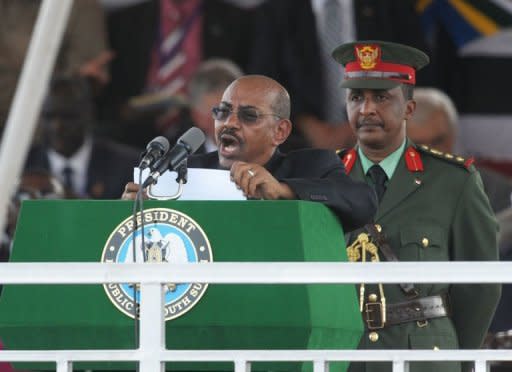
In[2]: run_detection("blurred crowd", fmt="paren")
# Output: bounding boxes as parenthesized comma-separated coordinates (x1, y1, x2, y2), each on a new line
(0, 0, 512, 367)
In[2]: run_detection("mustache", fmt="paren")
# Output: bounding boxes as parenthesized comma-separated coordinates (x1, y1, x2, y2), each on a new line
(218, 127, 243, 143)
(356, 119, 384, 128)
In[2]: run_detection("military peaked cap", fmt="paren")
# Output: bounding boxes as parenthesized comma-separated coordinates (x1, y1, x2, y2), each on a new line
(332, 40, 430, 89)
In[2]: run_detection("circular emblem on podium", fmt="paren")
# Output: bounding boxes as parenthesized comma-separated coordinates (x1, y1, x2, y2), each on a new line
(101, 208, 212, 320)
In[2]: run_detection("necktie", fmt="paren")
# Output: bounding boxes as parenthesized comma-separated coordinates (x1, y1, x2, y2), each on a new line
(368, 165, 387, 202)
(320, 0, 351, 123)
(62, 166, 74, 193)
(145, 0, 202, 96)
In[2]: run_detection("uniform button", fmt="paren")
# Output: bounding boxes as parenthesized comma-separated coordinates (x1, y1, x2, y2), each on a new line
(369, 332, 379, 342)
(433, 346, 439, 350)
(422, 238, 429, 247)
(368, 293, 378, 302)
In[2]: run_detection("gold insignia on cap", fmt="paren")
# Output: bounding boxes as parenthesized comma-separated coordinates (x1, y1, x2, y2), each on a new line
(422, 238, 429, 247)
(369, 332, 379, 342)
(356, 45, 379, 70)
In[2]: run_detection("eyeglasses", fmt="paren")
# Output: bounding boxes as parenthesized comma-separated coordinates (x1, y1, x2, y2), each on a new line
(211, 106, 281, 124)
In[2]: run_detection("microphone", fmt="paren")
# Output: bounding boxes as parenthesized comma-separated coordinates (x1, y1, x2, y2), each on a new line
(142, 127, 205, 188)
(138, 136, 170, 170)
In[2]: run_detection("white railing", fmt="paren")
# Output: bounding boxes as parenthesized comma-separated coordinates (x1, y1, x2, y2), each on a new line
(0, 262, 511, 372)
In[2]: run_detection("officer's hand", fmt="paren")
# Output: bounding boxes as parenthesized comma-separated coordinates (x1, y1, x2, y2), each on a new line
(121, 182, 147, 200)
(230, 161, 295, 200)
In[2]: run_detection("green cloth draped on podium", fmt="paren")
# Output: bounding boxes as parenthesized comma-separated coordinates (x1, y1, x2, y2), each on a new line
(0, 200, 362, 371)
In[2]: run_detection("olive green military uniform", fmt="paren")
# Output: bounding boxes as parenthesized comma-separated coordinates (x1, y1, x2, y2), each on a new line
(342, 142, 501, 372)
(331, 39, 501, 372)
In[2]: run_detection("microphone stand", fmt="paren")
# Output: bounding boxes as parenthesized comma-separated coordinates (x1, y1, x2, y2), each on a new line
(147, 161, 188, 201)
(130, 170, 146, 364)
(131, 161, 190, 372)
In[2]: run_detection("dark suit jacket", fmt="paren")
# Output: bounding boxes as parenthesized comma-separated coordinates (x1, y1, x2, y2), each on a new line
(342, 141, 500, 372)
(25, 138, 140, 199)
(188, 148, 378, 232)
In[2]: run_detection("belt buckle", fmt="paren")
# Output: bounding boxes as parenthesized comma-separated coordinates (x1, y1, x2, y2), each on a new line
(365, 301, 385, 330)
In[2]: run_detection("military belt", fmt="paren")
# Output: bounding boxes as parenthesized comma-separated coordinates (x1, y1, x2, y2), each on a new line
(363, 294, 450, 329)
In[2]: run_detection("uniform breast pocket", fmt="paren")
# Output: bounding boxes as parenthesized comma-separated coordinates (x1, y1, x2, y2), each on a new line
(400, 225, 448, 261)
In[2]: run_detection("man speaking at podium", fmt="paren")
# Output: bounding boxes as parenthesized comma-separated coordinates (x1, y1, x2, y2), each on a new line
(123, 75, 377, 232)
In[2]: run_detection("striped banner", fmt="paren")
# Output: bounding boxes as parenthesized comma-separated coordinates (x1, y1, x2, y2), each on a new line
(417, 0, 512, 48)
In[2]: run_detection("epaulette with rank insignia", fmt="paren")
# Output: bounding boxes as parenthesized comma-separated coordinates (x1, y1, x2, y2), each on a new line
(416, 145, 475, 171)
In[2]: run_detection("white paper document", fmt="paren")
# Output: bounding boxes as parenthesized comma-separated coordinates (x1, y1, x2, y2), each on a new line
(134, 168, 246, 200)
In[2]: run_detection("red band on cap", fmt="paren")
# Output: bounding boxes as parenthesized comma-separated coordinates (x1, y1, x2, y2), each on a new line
(345, 44, 416, 85)
(345, 61, 416, 85)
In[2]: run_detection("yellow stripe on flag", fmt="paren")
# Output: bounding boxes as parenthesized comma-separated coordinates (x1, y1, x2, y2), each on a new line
(416, 0, 433, 13)
(449, 0, 499, 35)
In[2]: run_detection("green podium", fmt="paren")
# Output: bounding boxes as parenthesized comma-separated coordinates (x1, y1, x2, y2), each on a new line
(0, 200, 362, 371)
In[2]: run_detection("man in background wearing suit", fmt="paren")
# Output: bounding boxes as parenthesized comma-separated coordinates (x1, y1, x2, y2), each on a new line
(25, 77, 140, 199)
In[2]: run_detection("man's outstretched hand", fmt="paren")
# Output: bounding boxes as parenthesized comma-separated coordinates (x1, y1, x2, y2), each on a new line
(230, 161, 295, 200)
(121, 182, 147, 200)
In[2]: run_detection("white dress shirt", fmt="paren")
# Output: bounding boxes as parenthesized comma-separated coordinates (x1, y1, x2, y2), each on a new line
(47, 136, 93, 197)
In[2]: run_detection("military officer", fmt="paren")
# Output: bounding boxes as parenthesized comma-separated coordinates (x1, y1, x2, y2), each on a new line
(333, 40, 501, 372)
